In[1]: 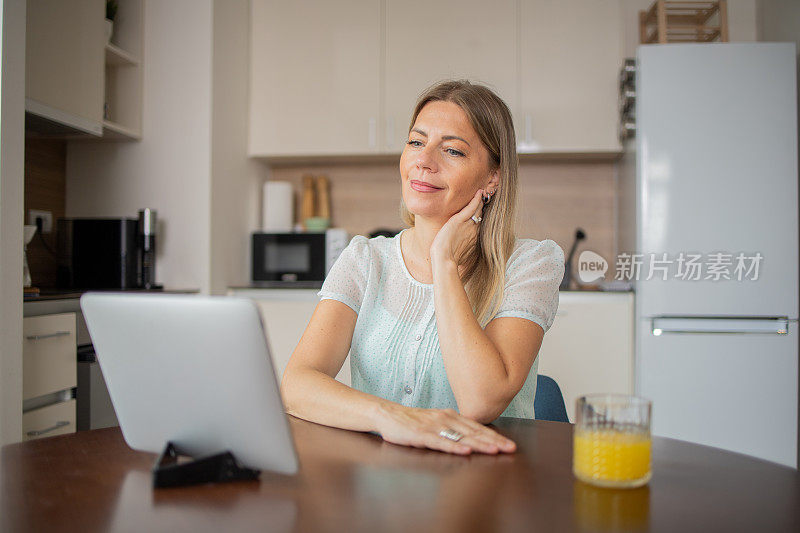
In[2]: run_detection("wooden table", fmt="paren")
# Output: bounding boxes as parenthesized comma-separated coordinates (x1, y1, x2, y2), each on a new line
(2, 417, 799, 532)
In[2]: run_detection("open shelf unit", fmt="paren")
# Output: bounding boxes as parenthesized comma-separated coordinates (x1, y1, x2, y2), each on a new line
(102, 0, 143, 141)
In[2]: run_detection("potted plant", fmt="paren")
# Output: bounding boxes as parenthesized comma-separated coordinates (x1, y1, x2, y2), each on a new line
(105, 0, 118, 44)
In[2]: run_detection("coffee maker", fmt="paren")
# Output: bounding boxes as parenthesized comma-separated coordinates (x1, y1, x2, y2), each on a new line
(57, 209, 162, 290)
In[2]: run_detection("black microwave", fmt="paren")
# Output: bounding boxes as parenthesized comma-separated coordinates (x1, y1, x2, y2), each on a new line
(251, 229, 349, 287)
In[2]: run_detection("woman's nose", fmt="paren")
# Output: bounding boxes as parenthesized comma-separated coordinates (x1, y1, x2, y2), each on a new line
(415, 144, 438, 172)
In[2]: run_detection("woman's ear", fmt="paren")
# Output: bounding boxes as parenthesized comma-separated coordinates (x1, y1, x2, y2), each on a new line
(486, 168, 501, 193)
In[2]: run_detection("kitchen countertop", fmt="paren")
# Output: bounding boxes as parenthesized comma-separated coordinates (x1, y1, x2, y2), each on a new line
(228, 285, 633, 293)
(24, 288, 200, 303)
(23, 289, 202, 342)
(227, 287, 634, 304)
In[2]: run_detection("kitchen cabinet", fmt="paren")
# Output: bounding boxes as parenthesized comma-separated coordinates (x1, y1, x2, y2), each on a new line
(248, 0, 381, 156)
(537, 292, 634, 422)
(230, 288, 634, 422)
(227, 289, 352, 385)
(22, 400, 77, 442)
(519, 0, 623, 152)
(25, 0, 143, 140)
(22, 312, 77, 441)
(249, 0, 624, 158)
(383, 0, 518, 153)
(25, 0, 105, 136)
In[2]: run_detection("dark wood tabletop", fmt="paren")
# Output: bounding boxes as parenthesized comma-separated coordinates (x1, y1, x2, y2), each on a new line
(2, 416, 799, 532)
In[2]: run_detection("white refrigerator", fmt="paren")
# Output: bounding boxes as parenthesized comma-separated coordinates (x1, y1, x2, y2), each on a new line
(618, 43, 799, 468)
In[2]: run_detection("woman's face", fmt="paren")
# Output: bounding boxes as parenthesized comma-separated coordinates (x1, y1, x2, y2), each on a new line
(400, 100, 498, 223)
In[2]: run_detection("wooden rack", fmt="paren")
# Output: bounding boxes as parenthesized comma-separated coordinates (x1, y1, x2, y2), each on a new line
(639, 1, 729, 44)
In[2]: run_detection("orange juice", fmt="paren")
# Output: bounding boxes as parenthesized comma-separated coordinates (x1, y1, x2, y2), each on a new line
(573, 429, 652, 488)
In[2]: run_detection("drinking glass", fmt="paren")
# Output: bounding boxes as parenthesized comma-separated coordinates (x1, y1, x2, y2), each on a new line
(573, 394, 652, 488)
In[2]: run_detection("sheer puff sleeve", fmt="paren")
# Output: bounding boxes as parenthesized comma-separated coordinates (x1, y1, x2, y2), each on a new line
(491, 239, 565, 333)
(317, 235, 371, 315)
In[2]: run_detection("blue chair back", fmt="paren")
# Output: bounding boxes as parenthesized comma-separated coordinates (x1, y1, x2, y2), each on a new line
(534, 374, 569, 423)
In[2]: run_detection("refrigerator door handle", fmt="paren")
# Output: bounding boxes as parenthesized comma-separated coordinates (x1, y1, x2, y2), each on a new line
(651, 317, 791, 336)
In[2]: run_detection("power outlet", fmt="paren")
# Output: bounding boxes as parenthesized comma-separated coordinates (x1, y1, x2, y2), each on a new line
(28, 209, 53, 234)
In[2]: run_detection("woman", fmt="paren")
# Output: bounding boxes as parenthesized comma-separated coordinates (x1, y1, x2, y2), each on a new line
(281, 80, 564, 455)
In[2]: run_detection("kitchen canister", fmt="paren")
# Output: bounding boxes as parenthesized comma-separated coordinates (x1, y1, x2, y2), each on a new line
(262, 181, 294, 232)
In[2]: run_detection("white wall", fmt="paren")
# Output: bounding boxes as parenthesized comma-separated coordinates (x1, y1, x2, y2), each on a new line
(621, 0, 758, 58)
(66, 0, 214, 293)
(758, 0, 800, 143)
(757, 1, 800, 49)
(209, 0, 263, 294)
(0, 0, 26, 445)
(66, 0, 260, 295)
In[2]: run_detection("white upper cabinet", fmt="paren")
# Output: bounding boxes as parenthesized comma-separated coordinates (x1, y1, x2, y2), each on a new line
(26, 0, 105, 136)
(383, 0, 518, 153)
(519, 0, 622, 153)
(248, 0, 624, 157)
(249, 0, 381, 157)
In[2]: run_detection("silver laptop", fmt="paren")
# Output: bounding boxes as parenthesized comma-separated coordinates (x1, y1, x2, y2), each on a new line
(80, 293, 298, 475)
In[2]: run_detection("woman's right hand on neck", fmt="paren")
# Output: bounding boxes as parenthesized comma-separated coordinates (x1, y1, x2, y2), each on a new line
(372, 402, 516, 455)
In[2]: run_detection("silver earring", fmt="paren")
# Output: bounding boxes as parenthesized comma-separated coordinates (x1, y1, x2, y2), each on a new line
(483, 190, 495, 204)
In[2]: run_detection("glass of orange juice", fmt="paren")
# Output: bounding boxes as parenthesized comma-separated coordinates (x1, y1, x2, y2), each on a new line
(573, 394, 652, 489)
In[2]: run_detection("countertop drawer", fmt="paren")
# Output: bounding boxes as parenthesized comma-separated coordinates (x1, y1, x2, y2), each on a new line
(23, 313, 77, 400)
(22, 399, 76, 441)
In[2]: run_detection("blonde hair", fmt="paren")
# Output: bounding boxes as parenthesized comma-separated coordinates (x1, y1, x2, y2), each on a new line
(400, 80, 518, 326)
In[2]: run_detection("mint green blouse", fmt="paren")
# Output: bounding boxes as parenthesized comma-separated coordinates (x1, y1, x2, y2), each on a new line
(318, 229, 564, 421)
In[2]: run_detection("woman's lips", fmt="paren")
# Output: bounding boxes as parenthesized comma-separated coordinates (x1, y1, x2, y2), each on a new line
(410, 180, 443, 193)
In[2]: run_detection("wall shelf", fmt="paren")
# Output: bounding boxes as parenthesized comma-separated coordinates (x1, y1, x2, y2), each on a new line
(102, 119, 140, 141)
(102, 0, 143, 142)
(104, 43, 139, 67)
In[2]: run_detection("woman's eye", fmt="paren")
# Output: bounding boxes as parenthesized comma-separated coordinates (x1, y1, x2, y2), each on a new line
(407, 140, 423, 147)
(445, 148, 465, 157)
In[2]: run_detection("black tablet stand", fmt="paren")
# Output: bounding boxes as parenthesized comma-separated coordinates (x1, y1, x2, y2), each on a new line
(153, 441, 261, 488)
